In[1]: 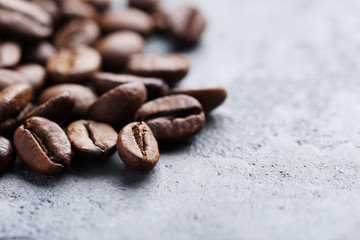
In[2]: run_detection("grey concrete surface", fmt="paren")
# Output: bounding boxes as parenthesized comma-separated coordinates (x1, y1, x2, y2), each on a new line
(2, 0, 360, 239)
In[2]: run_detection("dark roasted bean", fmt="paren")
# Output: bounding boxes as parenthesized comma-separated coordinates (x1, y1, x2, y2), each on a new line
(0, 136, 15, 174)
(15, 64, 46, 93)
(0, 41, 21, 68)
(0, 69, 28, 91)
(60, 1, 98, 20)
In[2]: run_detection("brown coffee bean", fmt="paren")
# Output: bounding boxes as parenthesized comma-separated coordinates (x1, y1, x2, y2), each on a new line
(126, 54, 190, 84)
(0, 41, 21, 68)
(129, 0, 160, 12)
(135, 95, 205, 140)
(0, 136, 14, 174)
(152, 8, 168, 32)
(14, 117, 71, 175)
(117, 121, 159, 171)
(38, 84, 97, 117)
(0, 83, 33, 122)
(0, 69, 28, 91)
(0, 0, 53, 38)
(67, 120, 117, 160)
(167, 4, 206, 45)
(0, 103, 32, 135)
(24, 41, 56, 65)
(100, 8, 155, 35)
(95, 31, 145, 70)
(168, 87, 227, 112)
(47, 46, 101, 83)
(54, 18, 100, 49)
(15, 64, 46, 93)
(87, 81, 147, 125)
(60, 1, 98, 20)
(91, 72, 168, 100)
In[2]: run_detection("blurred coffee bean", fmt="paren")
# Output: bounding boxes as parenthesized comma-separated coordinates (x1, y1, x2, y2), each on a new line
(168, 87, 227, 112)
(67, 120, 117, 160)
(95, 31, 145, 70)
(129, 0, 160, 12)
(60, 0, 98, 20)
(15, 64, 46, 93)
(30, 0, 60, 21)
(24, 41, 56, 65)
(100, 8, 155, 35)
(91, 72, 168, 99)
(0, 69, 28, 91)
(126, 54, 190, 84)
(135, 94, 205, 140)
(47, 46, 101, 83)
(0, 0, 53, 39)
(0, 136, 15, 174)
(87, 81, 146, 125)
(0, 41, 21, 68)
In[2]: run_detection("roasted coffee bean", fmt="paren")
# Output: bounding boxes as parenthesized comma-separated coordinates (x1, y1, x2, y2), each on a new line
(60, 1, 98, 20)
(30, 0, 60, 21)
(0, 84, 33, 122)
(129, 0, 160, 12)
(15, 64, 46, 93)
(135, 94, 205, 140)
(19, 92, 74, 123)
(0, 41, 21, 68)
(67, 120, 117, 160)
(117, 121, 159, 171)
(24, 41, 56, 65)
(0, 0, 53, 39)
(167, 4, 206, 45)
(168, 87, 227, 112)
(54, 19, 100, 49)
(0, 136, 14, 174)
(87, 81, 146, 125)
(0, 103, 32, 135)
(0, 69, 28, 91)
(126, 54, 190, 84)
(100, 8, 155, 35)
(91, 72, 168, 99)
(47, 46, 101, 83)
(14, 117, 71, 175)
(95, 31, 145, 70)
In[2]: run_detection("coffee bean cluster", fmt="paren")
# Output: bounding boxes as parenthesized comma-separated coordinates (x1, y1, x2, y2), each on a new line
(0, 0, 227, 174)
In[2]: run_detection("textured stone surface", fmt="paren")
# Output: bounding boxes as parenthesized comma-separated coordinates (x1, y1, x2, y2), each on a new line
(2, 0, 360, 239)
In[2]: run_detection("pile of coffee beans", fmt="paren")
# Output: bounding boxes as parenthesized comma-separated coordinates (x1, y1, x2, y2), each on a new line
(0, 0, 227, 174)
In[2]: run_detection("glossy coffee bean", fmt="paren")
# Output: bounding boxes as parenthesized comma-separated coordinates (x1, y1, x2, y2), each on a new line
(0, 84, 33, 122)
(100, 8, 155, 35)
(24, 41, 56, 65)
(0, 0, 53, 38)
(0, 69, 28, 91)
(38, 84, 97, 117)
(54, 18, 100, 49)
(20, 92, 74, 123)
(0, 136, 15, 174)
(0, 41, 21, 68)
(129, 0, 160, 12)
(167, 4, 206, 45)
(91, 72, 168, 100)
(126, 54, 190, 84)
(15, 64, 46, 93)
(47, 46, 101, 83)
(95, 31, 145, 70)
(168, 87, 227, 112)
(67, 120, 117, 160)
(87, 81, 147, 125)
(117, 122, 159, 171)
(14, 117, 71, 175)
(60, 1, 98, 20)
(135, 95, 205, 140)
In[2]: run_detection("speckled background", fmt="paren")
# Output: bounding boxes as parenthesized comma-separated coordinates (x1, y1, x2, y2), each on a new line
(2, 0, 360, 239)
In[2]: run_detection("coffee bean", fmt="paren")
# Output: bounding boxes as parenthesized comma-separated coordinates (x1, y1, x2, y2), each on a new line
(67, 120, 117, 160)
(0, 84, 33, 122)
(100, 8, 155, 35)
(91, 72, 168, 100)
(168, 87, 227, 112)
(14, 117, 71, 175)
(24, 41, 56, 65)
(0, 41, 21, 68)
(47, 46, 101, 83)
(117, 121, 159, 171)
(126, 54, 190, 84)
(152, 8, 168, 32)
(0, 69, 28, 91)
(15, 64, 46, 93)
(0, 0, 53, 39)
(167, 4, 206, 45)
(135, 94, 205, 140)
(0, 136, 15, 174)
(0, 103, 32, 135)
(95, 31, 145, 70)
(129, 0, 160, 12)
(30, 0, 60, 21)
(60, 1, 98, 20)
(87, 81, 147, 125)
(54, 19, 100, 49)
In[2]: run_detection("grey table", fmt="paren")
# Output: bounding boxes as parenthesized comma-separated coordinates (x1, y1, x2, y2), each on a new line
(2, 0, 360, 239)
